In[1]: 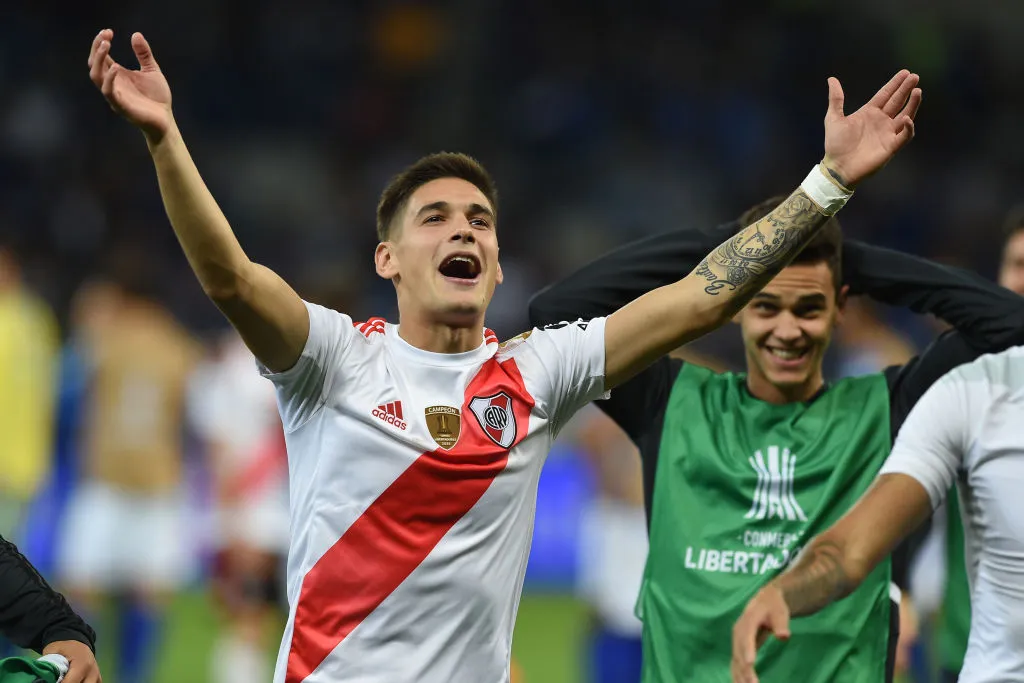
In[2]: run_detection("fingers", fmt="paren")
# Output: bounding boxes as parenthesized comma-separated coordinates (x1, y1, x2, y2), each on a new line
(893, 116, 915, 146)
(87, 29, 112, 68)
(768, 605, 791, 641)
(882, 72, 920, 117)
(867, 69, 911, 109)
(101, 61, 119, 102)
(731, 617, 762, 682)
(62, 663, 84, 683)
(901, 87, 923, 122)
(132, 32, 160, 72)
(825, 77, 845, 123)
(89, 37, 111, 87)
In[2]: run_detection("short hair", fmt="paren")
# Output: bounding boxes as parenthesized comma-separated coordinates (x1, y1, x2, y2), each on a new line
(1001, 204, 1024, 242)
(376, 152, 499, 242)
(739, 195, 843, 293)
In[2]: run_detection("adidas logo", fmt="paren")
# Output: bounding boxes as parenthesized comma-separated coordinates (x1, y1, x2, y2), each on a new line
(372, 401, 407, 430)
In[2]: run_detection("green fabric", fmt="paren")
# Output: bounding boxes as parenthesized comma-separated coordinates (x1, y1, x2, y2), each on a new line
(0, 656, 62, 683)
(937, 490, 971, 671)
(639, 364, 894, 683)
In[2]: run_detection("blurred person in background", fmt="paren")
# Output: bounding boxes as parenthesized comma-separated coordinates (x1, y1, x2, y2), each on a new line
(189, 331, 289, 683)
(833, 298, 916, 378)
(86, 25, 920, 682)
(931, 207, 1024, 683)
(0, 534, 100, 683)
(573, 406, 648, 683)
(56, 249, 201, 683)
(530, 185, 1024, 682)
(0, 238, 59, 542)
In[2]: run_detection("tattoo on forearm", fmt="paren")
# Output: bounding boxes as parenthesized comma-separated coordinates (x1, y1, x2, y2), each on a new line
(695, 190, 828, 297)
(776, 540, 854, 617)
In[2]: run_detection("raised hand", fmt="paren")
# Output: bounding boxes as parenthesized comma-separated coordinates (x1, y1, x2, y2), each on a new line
(730, 585, 791, 683)
(87, 29, 173, 142)
(822, 69, 922, 188)
(43, 639, 102, 683)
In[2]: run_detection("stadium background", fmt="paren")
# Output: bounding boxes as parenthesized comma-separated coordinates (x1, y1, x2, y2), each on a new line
(2, 1, 1023, 681)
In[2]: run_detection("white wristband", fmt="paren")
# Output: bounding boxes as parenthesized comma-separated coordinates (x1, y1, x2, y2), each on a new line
(799, 164, 853, 216)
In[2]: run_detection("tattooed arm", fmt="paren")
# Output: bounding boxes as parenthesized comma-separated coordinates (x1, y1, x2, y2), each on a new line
(730, 473, 933, 683)
(603, 187, 836, 388)
(602, 70, 921, 390)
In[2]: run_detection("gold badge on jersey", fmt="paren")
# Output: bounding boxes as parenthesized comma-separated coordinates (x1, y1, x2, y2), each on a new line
(425, 405, 461, 450)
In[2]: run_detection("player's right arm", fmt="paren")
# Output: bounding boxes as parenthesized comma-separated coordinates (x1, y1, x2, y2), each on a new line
(87, 29, 307, 373)
(730, 371, 968, 683)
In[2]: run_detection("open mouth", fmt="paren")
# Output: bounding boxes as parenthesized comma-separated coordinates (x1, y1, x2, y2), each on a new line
(765, 347, 810, 363)
(438, 253, 482, 281)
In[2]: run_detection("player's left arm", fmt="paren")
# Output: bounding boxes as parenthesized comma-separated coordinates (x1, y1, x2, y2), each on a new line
(731, 372, 967, 683)
(605, 70, 921, 389)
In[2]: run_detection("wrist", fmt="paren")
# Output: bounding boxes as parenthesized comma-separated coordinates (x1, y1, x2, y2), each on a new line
(799, 162, 854, 216)
(144, 117, 179, 153)
(820, 155, 856, 191)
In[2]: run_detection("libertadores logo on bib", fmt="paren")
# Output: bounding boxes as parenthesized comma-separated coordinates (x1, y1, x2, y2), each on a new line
(469, 392, 517, 448)
(744, 445, 807, 522)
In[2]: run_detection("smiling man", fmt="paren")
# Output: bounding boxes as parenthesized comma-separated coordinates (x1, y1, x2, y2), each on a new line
(87, 27, 921, 683)
(529, 197, 1024, 682)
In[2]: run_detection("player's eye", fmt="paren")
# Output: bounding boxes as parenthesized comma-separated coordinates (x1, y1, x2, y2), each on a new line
(424, 215, 444, 223)
(470, 217, 491, 228)
(753, 302, 777, 314)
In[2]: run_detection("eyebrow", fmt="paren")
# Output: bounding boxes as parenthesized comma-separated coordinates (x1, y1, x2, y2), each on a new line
(415, 201, 495, 221)
(751, 292, 828, 304)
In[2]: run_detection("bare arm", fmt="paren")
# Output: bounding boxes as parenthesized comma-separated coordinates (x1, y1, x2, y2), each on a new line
(776, 473, 933, 616)
(604, 188, 833, 388)
(146, 131, 308, 371)
(89, 29, 307, 372)
(603, 70, 921, 390)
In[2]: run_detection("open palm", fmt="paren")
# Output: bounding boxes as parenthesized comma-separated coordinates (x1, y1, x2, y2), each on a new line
(822, 70, 922, 188)
(88, 29, 173, 140)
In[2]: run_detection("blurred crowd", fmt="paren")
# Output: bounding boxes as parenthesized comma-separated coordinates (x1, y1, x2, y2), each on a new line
(3, 1, 1024, 682)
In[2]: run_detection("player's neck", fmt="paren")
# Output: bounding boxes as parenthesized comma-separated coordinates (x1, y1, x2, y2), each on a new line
(746, 370, 826, 405)
(397, 318, 485, 354)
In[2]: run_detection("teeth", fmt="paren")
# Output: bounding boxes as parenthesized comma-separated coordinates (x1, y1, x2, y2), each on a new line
(769, 348, 804, 360)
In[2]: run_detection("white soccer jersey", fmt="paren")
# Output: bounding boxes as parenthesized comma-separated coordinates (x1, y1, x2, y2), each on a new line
(260, 301, 607, 683)
(880, 346, 1024, 683)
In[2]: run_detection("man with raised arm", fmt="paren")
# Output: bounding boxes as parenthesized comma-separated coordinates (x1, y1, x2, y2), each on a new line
(87, 28, 919, 683)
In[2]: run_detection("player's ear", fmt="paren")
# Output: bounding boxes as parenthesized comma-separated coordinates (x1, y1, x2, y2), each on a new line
(496, 261, 504, 285)
(375, 242, 399, 280)
(834, 284, 850, 327)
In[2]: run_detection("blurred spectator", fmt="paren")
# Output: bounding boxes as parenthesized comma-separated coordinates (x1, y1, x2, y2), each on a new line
(833, 298, 917, 378)
(0, 238, 59, 542)
(572, 407, 647, 683)
(56, 249, 202, 683)
(189, 332, 289, 683)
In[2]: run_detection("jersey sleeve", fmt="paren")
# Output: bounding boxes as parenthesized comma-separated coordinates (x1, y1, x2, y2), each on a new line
(258, 301, 358, 432)
(523, 317, 608, 435)
(879, 370, 970, 509)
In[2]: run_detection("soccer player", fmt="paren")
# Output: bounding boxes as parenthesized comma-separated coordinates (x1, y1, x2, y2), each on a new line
(932, 207, 1024, 683)
(0, 535, 100, 683)
(189, 332, 289, 683)
(57, 262, 201, 683)
(87, 27, 920, 682)
(528, 209, 1024, 680)
(731, 338, 1024, 683)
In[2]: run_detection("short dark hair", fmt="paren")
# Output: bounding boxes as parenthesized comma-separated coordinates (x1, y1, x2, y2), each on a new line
(376, 152, 499, 241)
(1002, 204, 1024, 242)
(739, 195, 843, 293)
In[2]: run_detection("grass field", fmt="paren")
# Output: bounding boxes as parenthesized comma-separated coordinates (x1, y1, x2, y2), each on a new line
(89, 590, 588, 683)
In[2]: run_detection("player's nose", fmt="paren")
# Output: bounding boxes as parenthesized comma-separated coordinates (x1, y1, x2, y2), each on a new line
(449, 226, 476, 243)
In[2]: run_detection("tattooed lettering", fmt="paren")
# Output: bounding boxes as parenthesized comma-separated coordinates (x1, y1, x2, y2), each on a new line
(699, 192, 827, 298)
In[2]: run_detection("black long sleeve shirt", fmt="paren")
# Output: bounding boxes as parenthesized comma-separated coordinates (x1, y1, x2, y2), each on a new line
(0, 535, 95, 653)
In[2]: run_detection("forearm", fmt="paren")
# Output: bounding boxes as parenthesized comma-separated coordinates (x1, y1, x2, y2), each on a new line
(773, 537, 860, 617)
(147, 125, 253, 300)
(528, 221, 740, 326)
